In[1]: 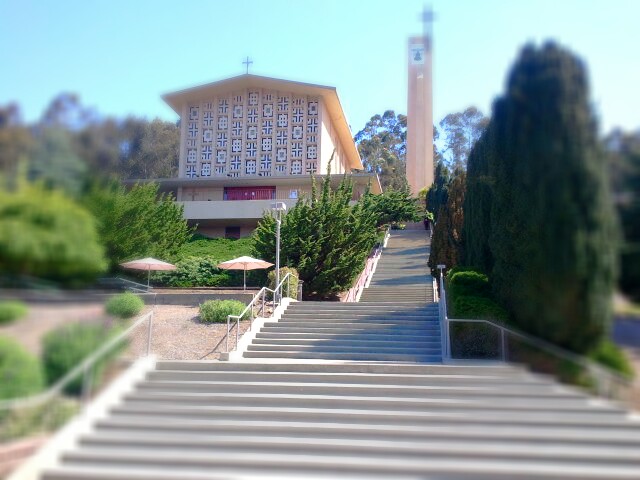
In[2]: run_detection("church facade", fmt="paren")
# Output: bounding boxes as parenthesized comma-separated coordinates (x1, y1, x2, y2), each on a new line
(154, 74, 380, 238)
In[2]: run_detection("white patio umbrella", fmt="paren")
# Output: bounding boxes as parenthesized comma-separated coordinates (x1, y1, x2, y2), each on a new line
(120, 257, 177, 288)
(217, 256, 274, 291)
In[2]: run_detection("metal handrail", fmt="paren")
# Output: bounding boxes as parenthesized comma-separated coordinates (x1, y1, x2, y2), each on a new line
(447, 317, 632, 388)
(0, 311, 154, 411)
(225, 272, 297, 352)
(437, 267, 632, 401)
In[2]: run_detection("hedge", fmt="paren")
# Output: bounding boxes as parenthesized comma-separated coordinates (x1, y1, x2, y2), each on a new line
(0, 300, 29, 325)
(200, 300, 247, 323)
(0, 336, 44, 400)
(105, 292, 145, 319)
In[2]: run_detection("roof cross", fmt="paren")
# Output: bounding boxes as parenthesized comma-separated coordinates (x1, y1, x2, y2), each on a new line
(243, 57, 253, 74)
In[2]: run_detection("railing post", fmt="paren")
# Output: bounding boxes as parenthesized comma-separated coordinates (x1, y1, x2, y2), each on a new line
(287, 275, 291, 299)
(297, 280, 303, 301)
(236, 317, 239, 349)
(226, 316, 230, 352)
(261, 288, 265, 317)
(146, 311, 153, 356)
(501, 327, 506, 362)
(82, 364, 93, 406)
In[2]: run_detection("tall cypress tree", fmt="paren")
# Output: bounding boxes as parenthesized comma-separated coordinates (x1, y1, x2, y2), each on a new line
(490, 43, 617, 353)
(463, 126, 494, 273)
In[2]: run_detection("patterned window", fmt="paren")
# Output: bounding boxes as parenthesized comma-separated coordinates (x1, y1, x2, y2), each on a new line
(246, 160, 256, 175)
(203, 112, 214, 126)
(277, 96, 289, 111)
(307, 145, 317, 159)
(263, 93, 273, 102)
(275, 164, 287, 174)
(261, 137, 272, 152)
(308, 101, 318, 115)
(291, 160, 302, 175)
(189, 106, 199, 120)
(201, 145, 212, 160)
(277, 114, 288, 128)
(187, 139, 196, 148)
(306, 162, 317, 174)
(293, 97, 305, 106)
(259, 171, 273, 177)
(216, 150, 227, 164)
(203, 102, 213, 110)
(291, 143, 302, 158)
(231, 139, 242, 153)
(276, 130, 288, 146)
(307, 134, 317, 144)
(262, 120, 273, 135)
(233, 94, 242, 103)
(188, 122, 198, 138)
(232, 121, 242, 136)
(203, 129, 213, 143)
(201, 163, 211, 177)
(263, 104, 273, 117)
(247, 126, 258, 140)
(218, 116, 228, 130)
(218, 99, 229, 114)
(276, 148, 287, 163)
(186, 165, 198, 178)
(187, 149, 197, 163)
(260, 154, 272, 170)
(230, 155, 241, 170)
(292, 126, 303, 140)
(248, 91, 259, 105)
(246, 142, 257, 157)
(247, 108, 258, 123)
(214, 166, 225, 175)
(292, 108, 304, 123)
(233, 105, 243, 119)
(227, 172, 240, 178)
(307, 117, 318, 133)
(216, 132, 227, 148)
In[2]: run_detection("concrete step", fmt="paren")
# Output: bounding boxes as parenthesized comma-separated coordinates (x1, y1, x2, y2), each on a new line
(111, 404, 635, 431)
(242, 352, 439, 362)
(244, 345, 442, 355)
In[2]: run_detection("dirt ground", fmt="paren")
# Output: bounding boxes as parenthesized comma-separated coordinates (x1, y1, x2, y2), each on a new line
(0, 302, 250, 361)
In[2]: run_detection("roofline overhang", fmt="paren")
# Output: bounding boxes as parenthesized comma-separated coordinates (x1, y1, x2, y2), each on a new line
(162, 74, 363, 171)
(125, 172, 382, 194)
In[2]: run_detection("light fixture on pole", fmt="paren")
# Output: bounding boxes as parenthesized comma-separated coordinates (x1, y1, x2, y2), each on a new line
(271, 202, 287, 303)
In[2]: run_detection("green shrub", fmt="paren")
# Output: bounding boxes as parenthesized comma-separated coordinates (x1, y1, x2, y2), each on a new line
(0, 336, 44, 400)
(448, 269, 491, 299)
(178, 236, 255, 260)
(589, 340, 634, 378)
(105, 292, 145, 319)
(42, 323, 124, 395)
(199, 300, 247, 323)
(451, 295, 509, 322)
(267, 267, 299, 299)
(0, 300, 29, 325)
(152, 256, 229, 287)
(449, 322, 501, 360)
(0, 397, 78, 442)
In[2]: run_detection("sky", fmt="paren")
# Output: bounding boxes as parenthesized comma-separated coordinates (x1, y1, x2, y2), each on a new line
(1, 0, 639, 135)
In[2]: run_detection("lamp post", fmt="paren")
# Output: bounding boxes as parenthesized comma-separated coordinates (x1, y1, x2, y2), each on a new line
(271, 202, 287, 304)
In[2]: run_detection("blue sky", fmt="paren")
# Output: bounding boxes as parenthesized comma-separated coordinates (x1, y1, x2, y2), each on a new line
(1, 0, 638, 134)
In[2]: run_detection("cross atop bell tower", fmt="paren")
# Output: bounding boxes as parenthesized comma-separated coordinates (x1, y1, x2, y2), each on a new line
(406, 7, 435, 195)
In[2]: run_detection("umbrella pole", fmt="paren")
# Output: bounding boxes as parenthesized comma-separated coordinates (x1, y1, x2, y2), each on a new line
(147, 268, 151, 289)
(243, 267, 246, 291)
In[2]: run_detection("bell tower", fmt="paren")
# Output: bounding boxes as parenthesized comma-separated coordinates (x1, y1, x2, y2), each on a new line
(406, 7, 434, 194)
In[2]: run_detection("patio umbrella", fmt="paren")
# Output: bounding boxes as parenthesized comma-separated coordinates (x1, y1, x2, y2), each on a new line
(120, 257, 177, 288)
(217, 256, 273, 291)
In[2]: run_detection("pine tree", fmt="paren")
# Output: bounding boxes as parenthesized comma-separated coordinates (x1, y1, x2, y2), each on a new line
(489, 43, 617, 353)
(463, 127, 494, 273)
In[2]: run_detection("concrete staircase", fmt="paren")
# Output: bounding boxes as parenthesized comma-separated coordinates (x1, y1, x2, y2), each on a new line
(17, 230, 640, 479)
(360, 230, 434, 303)
(242, 230, 440, 362)
(40, 361, 640, 479)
